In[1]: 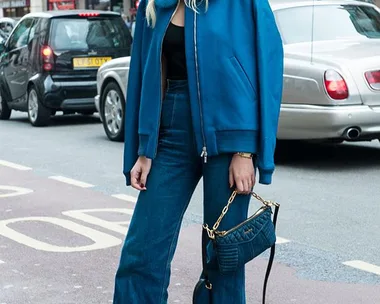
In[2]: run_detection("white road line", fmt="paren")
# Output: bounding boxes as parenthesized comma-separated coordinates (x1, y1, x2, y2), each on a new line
(0, 260, 5, 264)
(0, 160, 32, 171)
(48, 176, 94, 188)
(343, 260, 380, 276)
(276, 237, 290, 244)
(0, 186, 33, 198)
(111, 194, 137, 203)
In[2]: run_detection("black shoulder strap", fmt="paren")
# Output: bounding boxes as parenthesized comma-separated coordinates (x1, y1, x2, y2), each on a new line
(201, 228, 213, 302)
(262, 204, 280, 304)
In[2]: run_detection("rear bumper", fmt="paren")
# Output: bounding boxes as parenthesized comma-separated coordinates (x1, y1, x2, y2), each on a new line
(61, 98, 95, 110)
(277, 104, 380, 140)
(42, 76, 97, 111)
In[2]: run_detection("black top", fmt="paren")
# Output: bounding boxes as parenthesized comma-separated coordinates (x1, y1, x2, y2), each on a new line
(163, 22, 187, 80)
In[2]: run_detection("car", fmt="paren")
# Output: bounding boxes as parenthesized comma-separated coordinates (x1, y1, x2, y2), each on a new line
(274, 0, 380, 142)
(0, 10, 132, 126)
(95, 56, 130, 141)
(0, 17, 16, 37)
(97, 0, 380, 144)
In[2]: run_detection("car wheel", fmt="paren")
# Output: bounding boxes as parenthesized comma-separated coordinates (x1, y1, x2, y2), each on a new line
(0, 91, 11, 120)
(101, 82, 125, 142)
(27, 86, 50, 127)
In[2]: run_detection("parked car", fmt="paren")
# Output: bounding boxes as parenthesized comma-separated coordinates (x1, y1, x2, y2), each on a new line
(0, 17, 16, 37)
(0, 10, 132, 126)
(96, 0, 380, 144)
(95, 56, 130, 141)
(275, 0, 380, 142)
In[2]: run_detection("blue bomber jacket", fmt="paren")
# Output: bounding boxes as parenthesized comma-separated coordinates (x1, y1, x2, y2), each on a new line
(123, 0, 284, 185)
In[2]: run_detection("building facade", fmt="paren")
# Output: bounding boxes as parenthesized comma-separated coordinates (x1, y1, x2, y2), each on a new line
(0, 0, 30, 18)
(2, 0, 379, 19)
(0, 0, 133, 18)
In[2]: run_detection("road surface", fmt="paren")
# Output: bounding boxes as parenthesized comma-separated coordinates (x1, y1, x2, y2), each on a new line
(1, 112, 380, 304)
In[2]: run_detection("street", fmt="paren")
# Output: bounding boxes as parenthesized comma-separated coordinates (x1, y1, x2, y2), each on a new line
(1, 112, 380, 304)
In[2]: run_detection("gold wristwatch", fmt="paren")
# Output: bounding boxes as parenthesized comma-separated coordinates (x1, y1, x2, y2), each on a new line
(236, 152, 253, 159)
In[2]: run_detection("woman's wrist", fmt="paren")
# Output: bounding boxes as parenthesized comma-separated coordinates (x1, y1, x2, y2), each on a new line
(234, 152, 254, 159)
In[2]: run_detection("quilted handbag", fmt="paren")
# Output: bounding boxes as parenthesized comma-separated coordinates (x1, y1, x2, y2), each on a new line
(193, 190, 280, 304)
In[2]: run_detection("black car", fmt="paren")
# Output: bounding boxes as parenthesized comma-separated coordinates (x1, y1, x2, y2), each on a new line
(0, 10, 132, 126)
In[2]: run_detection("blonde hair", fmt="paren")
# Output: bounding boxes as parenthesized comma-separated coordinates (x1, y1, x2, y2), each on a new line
(146, 0, 208, 27)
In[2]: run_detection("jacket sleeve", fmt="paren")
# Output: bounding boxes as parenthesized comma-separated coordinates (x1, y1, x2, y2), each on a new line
(252, 0, 284, 185)
(123, 0, 146, 186)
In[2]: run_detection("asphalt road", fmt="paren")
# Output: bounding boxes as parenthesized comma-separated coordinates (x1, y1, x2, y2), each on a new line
(1, 112, 380, 304)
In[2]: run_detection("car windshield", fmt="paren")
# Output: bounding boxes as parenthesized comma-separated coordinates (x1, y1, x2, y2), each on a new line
(274, 4, 380, 44)
(50, 16, 129, 51)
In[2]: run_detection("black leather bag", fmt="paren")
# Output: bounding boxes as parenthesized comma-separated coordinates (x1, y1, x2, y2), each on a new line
(193, 191, 280, 304)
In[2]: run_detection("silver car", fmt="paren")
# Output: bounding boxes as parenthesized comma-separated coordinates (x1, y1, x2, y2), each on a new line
(95, 56, 130, 141)
(97, 0, 380, 143)
(275, 0, 380, 142)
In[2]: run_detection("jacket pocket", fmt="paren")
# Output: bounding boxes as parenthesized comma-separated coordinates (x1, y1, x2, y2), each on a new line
(229, 56, 258, 100)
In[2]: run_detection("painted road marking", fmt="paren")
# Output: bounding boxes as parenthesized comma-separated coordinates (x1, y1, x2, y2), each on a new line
(276, 237, 290, 244)
(48, 176, 94, 188)
(0, 216, 121, 252)
(0, 260, 4, 264)
(343, 260, 380, 276)
(0, 160, 32, 171)
(0, 186, 33, 198)
(111, 194, 137, 203)
(63, 208, 133, 235)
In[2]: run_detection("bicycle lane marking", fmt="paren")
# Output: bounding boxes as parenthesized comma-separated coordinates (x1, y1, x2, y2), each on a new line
(0, 185, 33, 198)
(0, 166, 136, 304)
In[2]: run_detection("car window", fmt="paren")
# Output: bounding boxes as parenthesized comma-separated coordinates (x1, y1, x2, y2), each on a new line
(275, 4, 380, 44)
(28, 19, 38, 44)
(50, 16, 131, 51)
(7, 18, 34, 50)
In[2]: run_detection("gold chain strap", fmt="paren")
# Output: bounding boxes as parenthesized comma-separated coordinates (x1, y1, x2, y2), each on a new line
(203, 190, 279, 239)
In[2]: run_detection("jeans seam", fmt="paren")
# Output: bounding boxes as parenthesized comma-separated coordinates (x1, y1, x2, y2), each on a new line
(170, 93, 177, 128)
(159, 191, 193, 304)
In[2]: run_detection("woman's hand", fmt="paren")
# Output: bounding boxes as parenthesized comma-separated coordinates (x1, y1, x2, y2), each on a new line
(229, 154, 255, 194)
(130, 156, 152, 191)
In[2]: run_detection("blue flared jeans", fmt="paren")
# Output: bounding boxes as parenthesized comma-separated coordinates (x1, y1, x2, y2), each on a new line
(113, 80, 250, 304)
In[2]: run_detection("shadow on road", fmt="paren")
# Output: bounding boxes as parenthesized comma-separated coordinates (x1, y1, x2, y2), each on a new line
(275, 140, 380, 170)
(9, 113, 101, 127)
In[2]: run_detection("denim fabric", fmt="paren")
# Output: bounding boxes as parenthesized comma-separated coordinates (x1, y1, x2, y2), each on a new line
(113, 80, 250, 304)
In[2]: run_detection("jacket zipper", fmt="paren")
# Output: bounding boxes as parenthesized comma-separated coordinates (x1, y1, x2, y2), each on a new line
(193, 13, 208, 163)
(154, 2, 181, 158)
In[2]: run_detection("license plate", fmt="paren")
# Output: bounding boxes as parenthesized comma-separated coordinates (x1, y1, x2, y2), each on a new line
(73, 57, 112, 68)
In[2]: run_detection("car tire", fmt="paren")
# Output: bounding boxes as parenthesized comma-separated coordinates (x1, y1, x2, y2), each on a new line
(27, 86, 51, 127)
(0, 91, 11, 120)
(101, 81, 125, 142)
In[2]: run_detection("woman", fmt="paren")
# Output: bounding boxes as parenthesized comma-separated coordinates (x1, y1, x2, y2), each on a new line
(113, 0, 283, 303)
